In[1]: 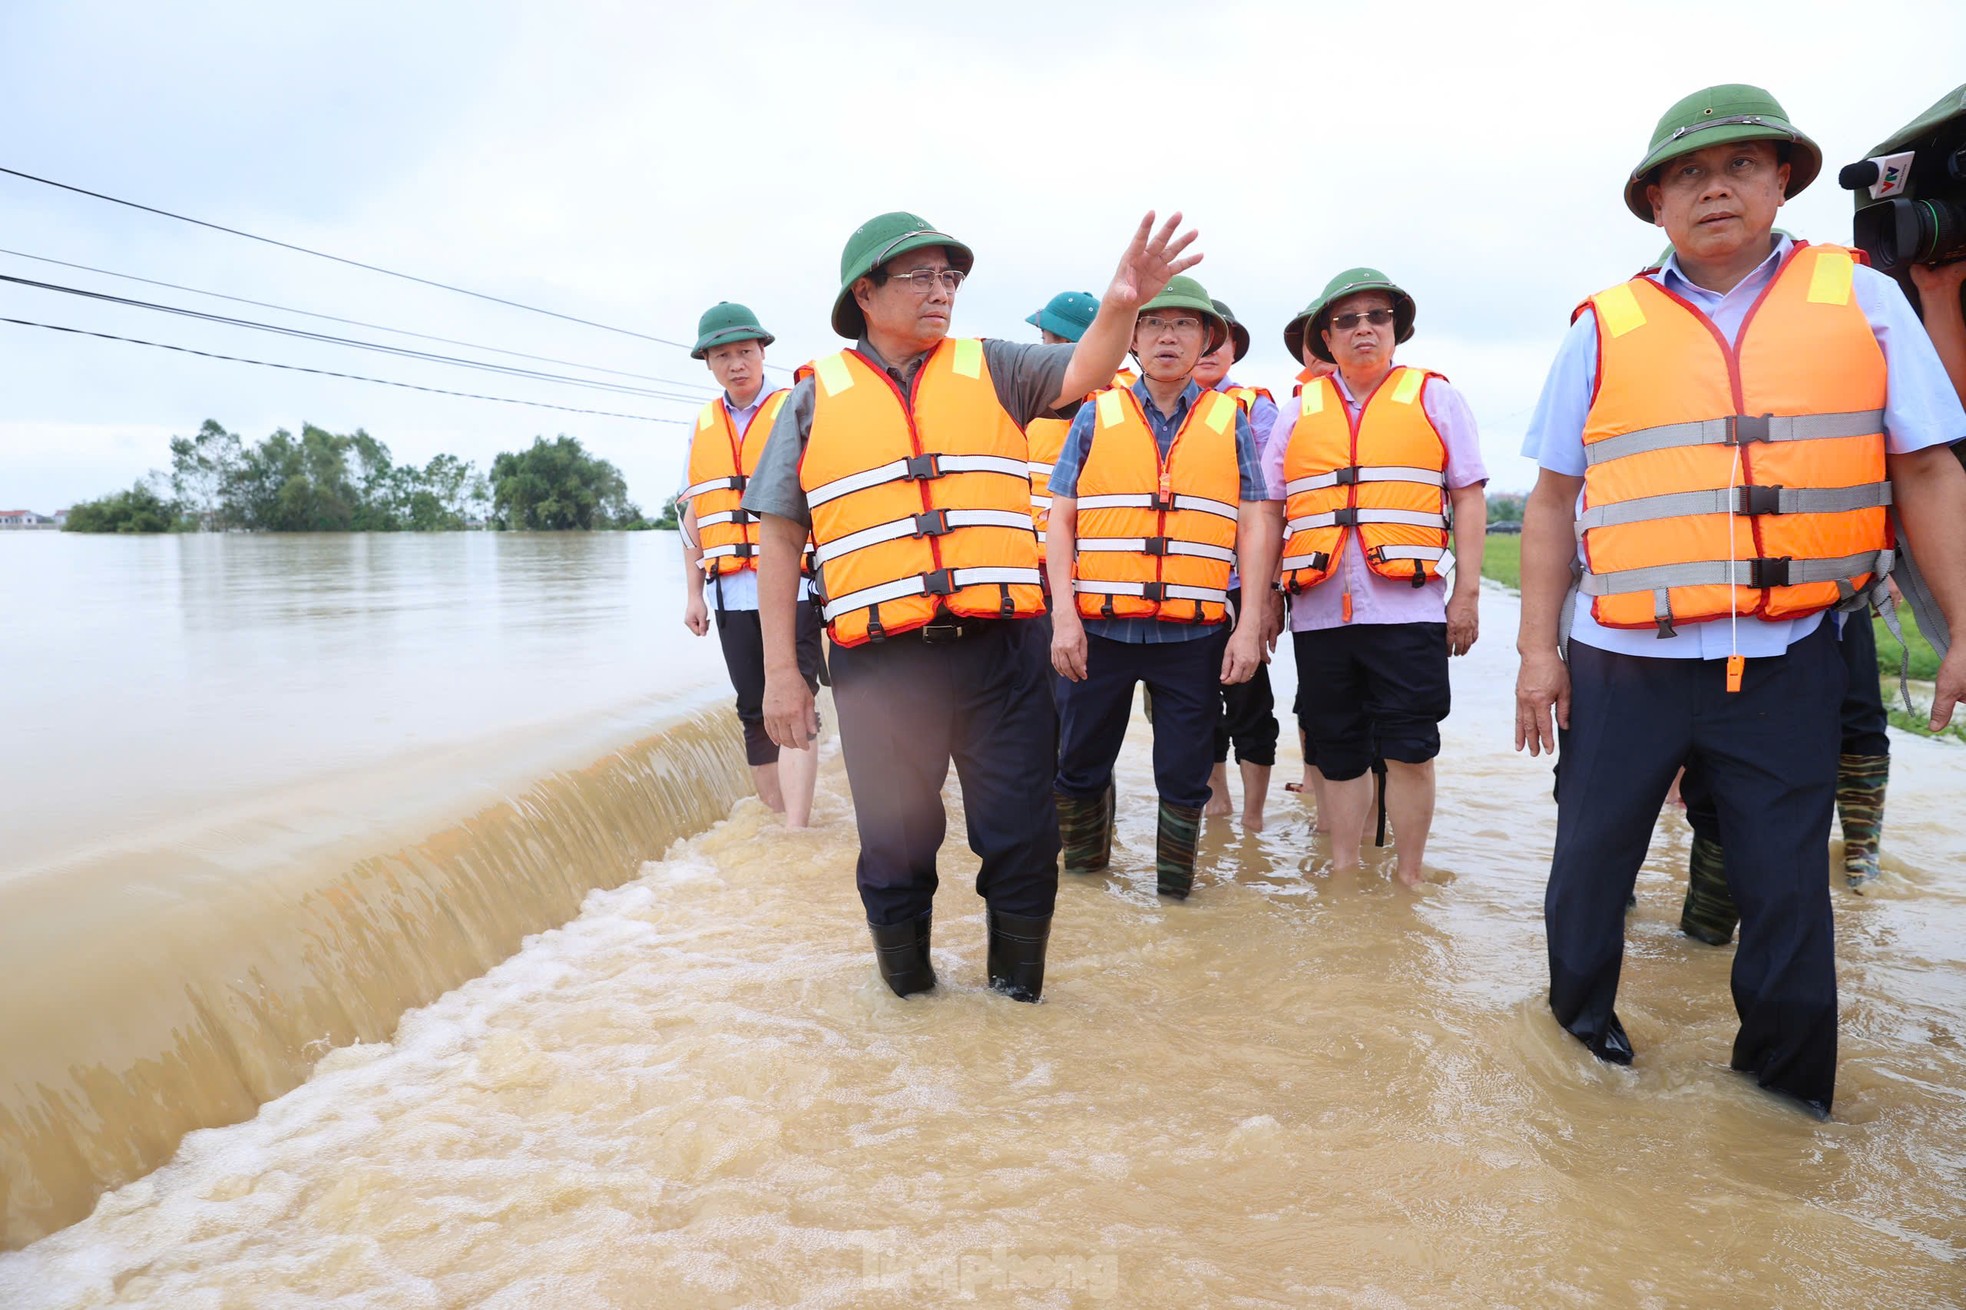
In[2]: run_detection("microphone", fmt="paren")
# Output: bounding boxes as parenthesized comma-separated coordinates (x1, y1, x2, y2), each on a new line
(1839, 150, 1915, 199)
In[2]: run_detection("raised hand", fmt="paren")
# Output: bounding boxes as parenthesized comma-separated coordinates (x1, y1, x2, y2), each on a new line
(1105, 211, 1202, 312)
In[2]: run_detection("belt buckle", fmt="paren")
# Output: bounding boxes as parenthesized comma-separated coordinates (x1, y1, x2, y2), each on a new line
(920, 621, 962, 644)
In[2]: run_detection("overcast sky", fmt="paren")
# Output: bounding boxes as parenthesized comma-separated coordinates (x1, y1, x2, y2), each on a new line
(2, 0, 1962, 514)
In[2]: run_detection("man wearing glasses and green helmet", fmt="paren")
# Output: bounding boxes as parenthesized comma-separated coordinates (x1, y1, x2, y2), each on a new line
(741, 210, 1202, 1004)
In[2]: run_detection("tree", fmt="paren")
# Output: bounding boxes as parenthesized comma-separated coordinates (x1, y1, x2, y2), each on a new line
(63, 478, 186, 533)
(169, 420, 243, 531)
(489, 435, 641, 530)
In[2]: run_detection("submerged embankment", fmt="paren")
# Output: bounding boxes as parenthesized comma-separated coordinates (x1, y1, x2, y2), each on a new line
(3, 568, 1963, 1306)
(0, 532, 746, 1247)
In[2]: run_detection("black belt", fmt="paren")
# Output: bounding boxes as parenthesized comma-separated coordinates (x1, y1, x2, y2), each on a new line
(914, 617, 1000, 644)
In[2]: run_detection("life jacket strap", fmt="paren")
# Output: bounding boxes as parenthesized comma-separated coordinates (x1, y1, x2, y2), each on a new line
(1584, 408, 1885, 467)
(1284, 465, 1446, 495)
(681, 473, 746, 500)
(805, 453, 1030, 508)
(1577, 548, 1895, 597)
(1576, 481, 1892, 531)
(1076, 537, 1236, 563)
(1286, 507, 1446, 533)
(1074, 580, 1229, 605)
(821, 566, 1041, 622)
(811, 508, 1034, 567)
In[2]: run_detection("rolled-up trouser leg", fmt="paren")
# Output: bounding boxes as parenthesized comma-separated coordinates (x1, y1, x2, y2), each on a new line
(1545, 640, 1695, 1065)
(1699, 619, 1844, 1114)
(951, 618, 1062, 920)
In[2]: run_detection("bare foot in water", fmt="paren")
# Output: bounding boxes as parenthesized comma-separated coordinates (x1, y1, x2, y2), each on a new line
(1242, 807, 1265, 833)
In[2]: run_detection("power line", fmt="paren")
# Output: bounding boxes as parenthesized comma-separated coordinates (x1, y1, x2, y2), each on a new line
(0, 246, 721, 393)
(0, 164, 793, 371)
(1, 273, 714, 404)
(0, 314, 688, 424)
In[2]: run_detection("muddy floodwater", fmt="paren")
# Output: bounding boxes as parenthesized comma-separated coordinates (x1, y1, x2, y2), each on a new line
(2, 532, 1963, 1308)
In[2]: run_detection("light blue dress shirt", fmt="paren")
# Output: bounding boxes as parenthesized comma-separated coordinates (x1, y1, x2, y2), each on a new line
(1522, 235, 1966, 659)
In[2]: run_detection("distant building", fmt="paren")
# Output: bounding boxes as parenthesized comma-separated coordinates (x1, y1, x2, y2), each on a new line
(0, 510, 57, 530)
(52, 508, 69, 528)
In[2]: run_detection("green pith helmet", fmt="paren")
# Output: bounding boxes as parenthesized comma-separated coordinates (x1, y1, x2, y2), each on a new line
(1283, 268, 1416, 363)
(1026, 290, 1099, 341)
(690, 301, 774, 360)
(831, 211, 976, 339)
(1135, 276, 1228, 354)
(1624, 84, 1821, 223)
(1210, 298, 1251, 362)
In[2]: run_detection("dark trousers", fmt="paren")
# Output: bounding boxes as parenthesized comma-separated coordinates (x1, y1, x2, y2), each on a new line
(830, 618, 1060, 926)
(1292, 622, 1450, 780)
(715, 598, 825, 766)
(1212, 588, 1278, 766)
(1055, 631, 1222, 809)
(1684, 614, 1890, 843)
(1547, 619, 1845, 1112)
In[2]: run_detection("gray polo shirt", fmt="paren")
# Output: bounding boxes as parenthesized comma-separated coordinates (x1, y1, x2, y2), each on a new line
(740, 338, 1075, 528)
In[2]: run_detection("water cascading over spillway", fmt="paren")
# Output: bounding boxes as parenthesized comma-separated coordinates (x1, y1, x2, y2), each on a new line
(0, 705, 752, 1249)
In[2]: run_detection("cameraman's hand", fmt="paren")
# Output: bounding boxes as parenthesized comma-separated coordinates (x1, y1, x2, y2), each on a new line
(1909, 259, 1966, 300)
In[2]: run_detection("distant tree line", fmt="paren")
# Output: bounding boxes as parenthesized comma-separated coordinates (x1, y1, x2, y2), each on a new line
(63, 422, 649, 533)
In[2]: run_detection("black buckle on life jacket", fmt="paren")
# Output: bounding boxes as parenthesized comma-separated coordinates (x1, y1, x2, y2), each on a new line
(730, 507, 754, 525)
(728, 542, 755, 559)
(921, 567, 957, 596)
(1333, 466, 1361, 486)
(1332, 508, 1359, 527)
(903, 453, 943, 481)
(1726, 413, 1774, 445)
(913, 509, 952, 537)
(1749, 556, 1792, 588)
(1411, 562, 1427, 589)
(1142, 536, 1171, 555)
(1152, 490, 1176, 511)
(1735, 485, 1783, 516)
(1140, 582, 1168, 602)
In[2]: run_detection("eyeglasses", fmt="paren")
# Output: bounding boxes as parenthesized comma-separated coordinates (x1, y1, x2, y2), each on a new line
(885, 267, 967, 292)
(1138, 315, 1204, 335)
(1328, 308, 1396, 331)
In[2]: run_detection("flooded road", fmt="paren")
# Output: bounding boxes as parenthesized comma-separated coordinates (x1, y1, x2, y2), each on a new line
(3, 555, 1961, 1306)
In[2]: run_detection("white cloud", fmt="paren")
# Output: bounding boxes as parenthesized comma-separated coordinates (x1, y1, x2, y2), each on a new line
(2, 0, 1960, 511)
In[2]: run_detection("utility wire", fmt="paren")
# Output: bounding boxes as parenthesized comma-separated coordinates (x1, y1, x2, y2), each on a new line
(0, 246, 720, 393)
(0, 315, 687, 424)
(1, 273, 713, 404)
(0, 164, 793, 372)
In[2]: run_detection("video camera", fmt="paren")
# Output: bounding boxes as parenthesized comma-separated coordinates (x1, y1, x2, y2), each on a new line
(1842, 84, 1966, 293)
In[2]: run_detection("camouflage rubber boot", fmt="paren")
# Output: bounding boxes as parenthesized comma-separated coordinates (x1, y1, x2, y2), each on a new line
(1679, 832, 1738, 946)
(1056, 790, 1111, 875)
(1098, 781, 1116, 869)
(1837, 752, 1889, 890)
(1155, 800, 1204, 900)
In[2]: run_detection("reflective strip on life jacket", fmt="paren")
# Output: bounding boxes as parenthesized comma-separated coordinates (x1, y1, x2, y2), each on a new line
(812, 508, 1037, 567)
(1283, 465, 1446, 496)
(1577, 242, 1892, 631)
(1075, 492, 1238, 519)
(822, 565, 1043, 623)
(681, 474, 746, 500)
(1074, 579, 1229, 605)
(805, 453, 1031, 508)
(1582, 408, 1886, 467)
(1075, 537, 1237, 563)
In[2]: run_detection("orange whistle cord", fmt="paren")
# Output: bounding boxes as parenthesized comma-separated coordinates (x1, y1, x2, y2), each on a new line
(1726, 654, 1745, 694)
(1342, 592, 1354, 624)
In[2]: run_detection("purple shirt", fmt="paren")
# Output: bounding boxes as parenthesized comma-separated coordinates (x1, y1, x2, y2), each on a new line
(1261, 369, 1487, 632)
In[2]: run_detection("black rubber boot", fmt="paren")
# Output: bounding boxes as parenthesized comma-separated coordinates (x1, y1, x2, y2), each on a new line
(1679, 832, 1738, 946)
(986, 908, 1051, 1003)
(867, 911, 935, 997)
(1156, 800, 1203, 900)
(1056, 789, 1112, 876)
(1837, 752, 1889, 889)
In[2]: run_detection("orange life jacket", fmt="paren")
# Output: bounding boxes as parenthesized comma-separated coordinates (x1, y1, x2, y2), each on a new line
(1026, 414, 1069, 541)
(1073, 385, 1241, 624)
(1279, 366, 1450, 594)
(799, 339, 1045, 645)
(684, 389, 791, 575)
(1224, 384, 1275, 414)
(1113, 368, 1139, 389)
(1576, 242, 1893, 633)
(1291, 365, 1326, 398)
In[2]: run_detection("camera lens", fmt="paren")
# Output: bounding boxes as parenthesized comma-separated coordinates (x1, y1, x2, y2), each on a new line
(1853, 198, 1966, 271)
